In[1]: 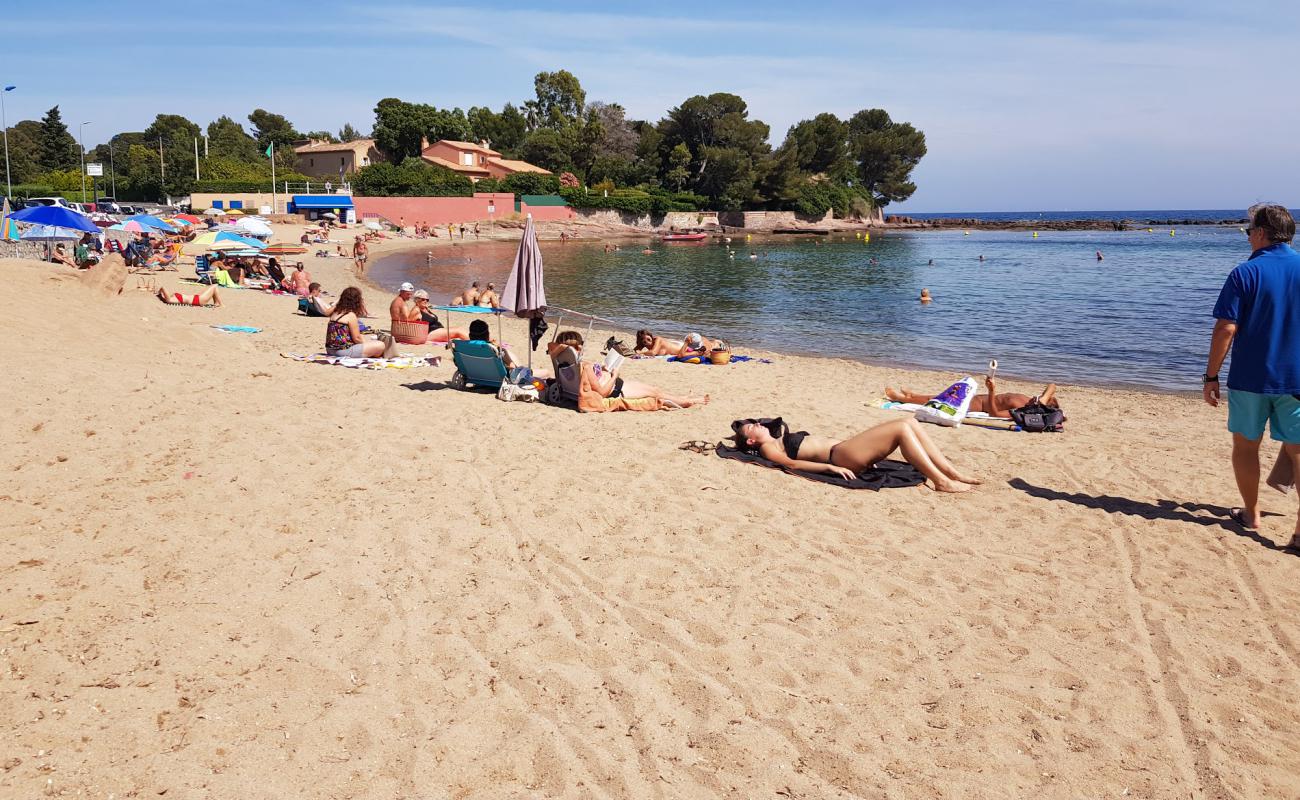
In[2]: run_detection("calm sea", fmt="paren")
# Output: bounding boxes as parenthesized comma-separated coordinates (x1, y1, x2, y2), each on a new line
(372, 216, 1261, 392)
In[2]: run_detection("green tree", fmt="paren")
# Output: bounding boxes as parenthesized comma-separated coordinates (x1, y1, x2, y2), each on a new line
(4, 119, 43, 184)
(38, 106, 80, 172)
(663, 142, 692, 191)
(338, 123, 364, 142)
(657, 93, 770, 207)
(372, 99, 473, 162)
(206, 115, 258, 162)
(526, 70, 585, 130)
(301, 130, 338, 143)
(143, 113, 202, 196)
(468, 103, 528, 155)
(846, 108, 926, 206)
(351, 157, 473, 197)
(783, 113, 852, 178)
(247, 108, 300, 170)
(519, 128, 572, 174)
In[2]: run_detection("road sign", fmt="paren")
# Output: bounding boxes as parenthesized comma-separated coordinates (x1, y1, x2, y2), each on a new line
(86, 163, 104, 177)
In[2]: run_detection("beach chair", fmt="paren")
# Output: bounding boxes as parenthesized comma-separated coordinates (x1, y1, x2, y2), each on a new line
(542, 345, 582, 405)
(195, 255, 215, 284)
(448, 339, 509, 391)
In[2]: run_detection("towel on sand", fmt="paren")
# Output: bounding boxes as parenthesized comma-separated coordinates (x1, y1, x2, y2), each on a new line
(666, 354, 771, 365)
(715, 444, 925, 490)
(878, 400, 1020, 431)
(279, 353, 441, 370)
(212, 325, 261, 333)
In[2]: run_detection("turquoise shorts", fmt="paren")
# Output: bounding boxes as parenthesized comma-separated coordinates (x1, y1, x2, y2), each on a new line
(1228, 390, 1300, 443)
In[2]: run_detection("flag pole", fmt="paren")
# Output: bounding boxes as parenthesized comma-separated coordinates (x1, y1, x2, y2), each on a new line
(270, 142, 277, 215)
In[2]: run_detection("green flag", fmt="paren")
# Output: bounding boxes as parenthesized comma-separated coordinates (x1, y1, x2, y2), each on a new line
(264, 143, 273, 158)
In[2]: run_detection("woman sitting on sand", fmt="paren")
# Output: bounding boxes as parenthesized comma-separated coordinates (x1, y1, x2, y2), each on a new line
(156, 285, 222, 307)
(885, 376, 1060, 419)
(326, 287, 397, 358)
(564, 331, 709, 408)
(731, 417, 979, 493)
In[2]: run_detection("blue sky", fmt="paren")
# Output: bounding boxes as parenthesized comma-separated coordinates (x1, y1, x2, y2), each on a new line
(5, 1, 1295, 211)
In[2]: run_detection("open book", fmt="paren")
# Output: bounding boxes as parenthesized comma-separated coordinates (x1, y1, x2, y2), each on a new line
(603, 349, 625, 372)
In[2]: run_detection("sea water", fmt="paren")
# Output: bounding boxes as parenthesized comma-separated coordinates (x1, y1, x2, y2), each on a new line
(373, 222, 1256, 392)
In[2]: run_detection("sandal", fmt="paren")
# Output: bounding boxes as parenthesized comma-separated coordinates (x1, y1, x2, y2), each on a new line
(1228, 507, 1259, 530)
(678, 440, 716, 455)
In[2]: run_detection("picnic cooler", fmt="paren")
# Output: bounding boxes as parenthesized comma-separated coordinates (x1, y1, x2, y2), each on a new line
(392, 319, 428, 345)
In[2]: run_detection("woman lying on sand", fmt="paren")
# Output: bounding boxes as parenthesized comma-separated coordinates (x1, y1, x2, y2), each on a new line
(731, 417, 979, 493)
(885, 376, 1059, 419)
(156, 285, 222, 307)
(326, 287, 397, 358)
(634, 330, 720, 357)
(563, 331, 709, 408)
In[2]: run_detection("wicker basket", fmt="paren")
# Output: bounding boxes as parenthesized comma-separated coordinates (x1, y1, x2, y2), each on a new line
(708, 348, 732, 365)
(392, 319, 429, 345)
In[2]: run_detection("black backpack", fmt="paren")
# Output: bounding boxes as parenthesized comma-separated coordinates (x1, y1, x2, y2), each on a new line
(1010, 399, 1065, 432)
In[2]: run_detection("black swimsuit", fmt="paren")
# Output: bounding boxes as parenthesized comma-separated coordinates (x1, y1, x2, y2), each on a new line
(420, 310, 444, 331)
(782, 430, 809, 460)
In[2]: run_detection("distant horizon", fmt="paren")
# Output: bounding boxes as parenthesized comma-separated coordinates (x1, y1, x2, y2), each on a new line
(6, 1, 1298, 210)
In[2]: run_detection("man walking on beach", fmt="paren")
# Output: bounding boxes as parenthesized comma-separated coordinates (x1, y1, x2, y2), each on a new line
(1204, 203, 1300, 547)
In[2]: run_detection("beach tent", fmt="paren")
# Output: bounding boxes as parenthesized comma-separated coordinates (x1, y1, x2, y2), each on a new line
(500, 213, 548, 367)
(9, 204, 99, 233)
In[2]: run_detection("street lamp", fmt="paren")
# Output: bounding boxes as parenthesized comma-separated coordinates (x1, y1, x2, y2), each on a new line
(1, 85, 15, 199)
(79, 121, 91, 204)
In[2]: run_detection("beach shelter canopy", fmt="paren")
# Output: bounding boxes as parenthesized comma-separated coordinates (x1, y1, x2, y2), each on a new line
(9, 205, 99, 233)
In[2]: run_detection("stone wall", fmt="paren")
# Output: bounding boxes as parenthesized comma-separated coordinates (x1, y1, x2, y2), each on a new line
(717, 210, 833, 229)
(569, 209, 721, 230)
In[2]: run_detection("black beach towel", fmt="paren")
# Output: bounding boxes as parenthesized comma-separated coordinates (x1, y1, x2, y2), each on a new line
(715, 444, 925, 490)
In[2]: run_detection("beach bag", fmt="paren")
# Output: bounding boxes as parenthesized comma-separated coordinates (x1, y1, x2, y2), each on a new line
(915, 377, 978, 427)
(391, 319, 429, 345)
(497, 380, 538, 402)
(1010, 399, 1065, 432)
(508, 366, 534, 386)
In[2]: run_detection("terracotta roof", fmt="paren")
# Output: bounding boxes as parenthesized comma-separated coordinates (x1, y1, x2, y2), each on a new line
(421, 154, 490, 175)
(436, 140, 501, 156)
(294, 138, 376, 154)
(487, 157, 551, 175)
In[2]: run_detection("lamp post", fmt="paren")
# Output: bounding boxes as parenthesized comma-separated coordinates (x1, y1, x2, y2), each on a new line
(2, 85, 15, 199)
(108, 141, 116, 197)
(79, 121, 91, 203)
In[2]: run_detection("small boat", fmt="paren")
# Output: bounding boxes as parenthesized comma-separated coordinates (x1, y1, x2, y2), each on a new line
(661, 232, 708, 242)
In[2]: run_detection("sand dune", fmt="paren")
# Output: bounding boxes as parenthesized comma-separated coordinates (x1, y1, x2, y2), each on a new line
(1, 230, 1298, 799)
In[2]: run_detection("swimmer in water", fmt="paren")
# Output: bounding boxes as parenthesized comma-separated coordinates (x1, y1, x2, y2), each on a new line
(978, 255, 985, 262)
(1096, 250, 1104, 261)
(920, 288, 932, 304)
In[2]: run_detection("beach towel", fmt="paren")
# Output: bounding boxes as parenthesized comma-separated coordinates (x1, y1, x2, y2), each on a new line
(914, 377, 977, 427)
(279, 352, 441, 370)
(666, 354, 771, 365)
(715, 444, 925, 490)
(879, 400, 1020, 431)
(212, 325, 262, 334)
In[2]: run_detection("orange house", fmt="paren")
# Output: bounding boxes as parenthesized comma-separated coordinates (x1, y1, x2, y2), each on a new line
(419, 139, 551, 182)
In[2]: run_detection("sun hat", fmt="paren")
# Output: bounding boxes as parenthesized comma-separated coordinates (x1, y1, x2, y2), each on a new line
(399, 282, 414, 292)
(686, 332, 703, 347)
(413, 289, 429, 300)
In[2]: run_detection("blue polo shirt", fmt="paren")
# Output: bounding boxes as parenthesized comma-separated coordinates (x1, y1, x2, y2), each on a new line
(1212, 242, 1300, 394)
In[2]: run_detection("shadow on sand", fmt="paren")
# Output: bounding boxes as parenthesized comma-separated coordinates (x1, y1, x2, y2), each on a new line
(1008, 478, 1296, 554)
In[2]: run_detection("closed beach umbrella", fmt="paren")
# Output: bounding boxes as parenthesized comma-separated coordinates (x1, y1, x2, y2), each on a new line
(1, 216, 18, 241)
(10, 204, 100, 233)
(501, 214, 548, 364)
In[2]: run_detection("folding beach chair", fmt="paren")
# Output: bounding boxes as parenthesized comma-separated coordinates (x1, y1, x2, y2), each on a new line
(542, 345, 582, 406)
(448, 339, 509, 390)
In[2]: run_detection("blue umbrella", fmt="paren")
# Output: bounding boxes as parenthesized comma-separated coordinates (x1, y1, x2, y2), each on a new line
(9, 205, 99, 233)
(125, 214, 177, 232)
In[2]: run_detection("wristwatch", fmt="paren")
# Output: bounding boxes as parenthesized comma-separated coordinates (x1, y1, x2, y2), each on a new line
(1202, 374, 1219, 383)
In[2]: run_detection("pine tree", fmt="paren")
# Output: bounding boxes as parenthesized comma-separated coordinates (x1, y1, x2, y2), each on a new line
(38, 105, 80, 172)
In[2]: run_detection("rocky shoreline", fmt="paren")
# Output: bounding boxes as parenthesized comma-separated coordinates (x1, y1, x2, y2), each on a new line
(883, 215, 1246, 231)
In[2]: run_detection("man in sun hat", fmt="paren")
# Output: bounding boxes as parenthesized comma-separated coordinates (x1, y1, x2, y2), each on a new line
(390, 282, 416, 326)
(1204, 202, 1300, 547)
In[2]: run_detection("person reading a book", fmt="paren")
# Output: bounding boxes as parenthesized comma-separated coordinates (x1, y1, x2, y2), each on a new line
(634, 329, 721, 357)
(885, 377, 1059, 419)
(562, 331, 709, 408)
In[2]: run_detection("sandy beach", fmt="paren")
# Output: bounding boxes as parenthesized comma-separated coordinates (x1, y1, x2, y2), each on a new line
(2, 224, 1298, 799)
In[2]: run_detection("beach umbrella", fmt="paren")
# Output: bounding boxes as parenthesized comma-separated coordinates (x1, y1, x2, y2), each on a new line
(191, 230, 266, 249)
(20, 224, 84, 241)
(234, 218, 273, 237)
(203, 208, 225, 216)
(125, 214, 177, 232)
(9, 204, 100, 233)
(109, 220, 149, 232)
(501, 214, 549, 365)
(261, 243, 307, 256)
(166, 217, 193, 227)
(173, 213, 202, 224)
